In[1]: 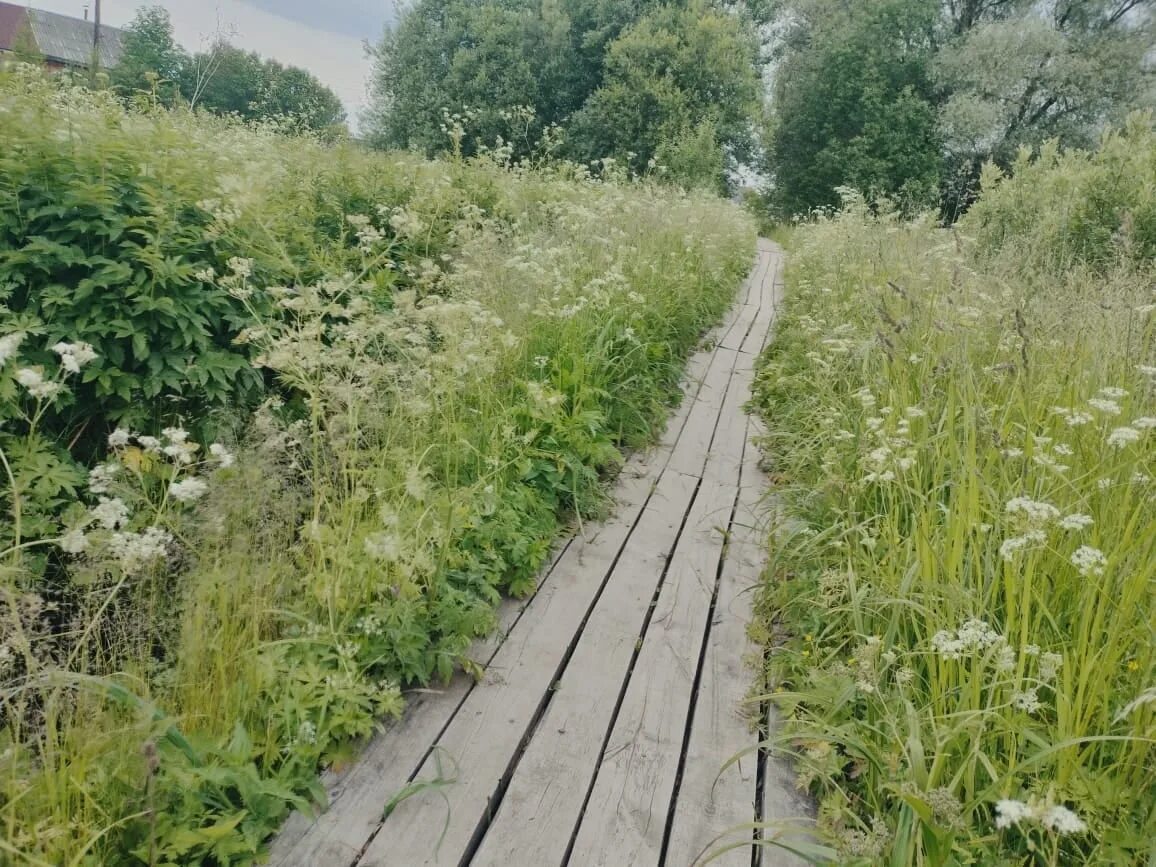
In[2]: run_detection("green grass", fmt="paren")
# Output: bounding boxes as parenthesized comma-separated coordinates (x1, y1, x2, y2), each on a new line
(0, 68, 756, 864)
(752, 159, 1155, 864)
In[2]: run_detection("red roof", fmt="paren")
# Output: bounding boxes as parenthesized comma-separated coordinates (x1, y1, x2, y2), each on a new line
(0, 3, 30, 53)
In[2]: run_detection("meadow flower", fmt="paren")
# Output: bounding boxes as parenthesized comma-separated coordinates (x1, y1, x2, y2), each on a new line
(1097, 387, 1128, 400)
(1131, 416, 1156, 430)
(88, 462, 121, 495)
(1005, 497, 1061, 524)
(169, 478, 208, 503)
(208, 443, 235, 468)
(1038, 652, 1063, 682)
(999, 530, 1047, 561)
(15, 367, 62, 400)
(107, 526, 172, 574)
(1012, 688, 1042, 713)
(0, 331, 25, 366)
(107, 428, 132, 448)
(1058, 513, 1093, 531)
(1088, 397, 1122, 415)
(1002, 447, 1024, 458)
(59, 527, 89, 554)
(1137, 364, 1156, 377)
(995, 645, 1017, 672)
(92, 497, 130, 530)
(995, 799, 1032, 829)
(1070, 545, 1107, 577)
(1039, 805, 1087, 835)
(1053, 443, 1074, 456)
(364, 531, 401, 562)
(931, 619, 1001, 659)
(1107, 426, 1141, 448)
(895, 666, 915, 685)
(1051, 407, 1094, 426)
(296, 720, 317, 745)
(50, 341, 98, 373)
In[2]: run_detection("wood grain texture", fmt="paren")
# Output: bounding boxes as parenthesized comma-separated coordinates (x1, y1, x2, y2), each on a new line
(566, 479, 739, 867)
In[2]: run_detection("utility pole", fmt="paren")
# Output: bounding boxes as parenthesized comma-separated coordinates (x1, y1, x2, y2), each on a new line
(93, 0, 101, 55)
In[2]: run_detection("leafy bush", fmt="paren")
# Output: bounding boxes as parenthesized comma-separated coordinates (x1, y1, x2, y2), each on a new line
(964, 112, 1156, 274)
(753, 144, 1155, 862)
(0, 68, 755, 864)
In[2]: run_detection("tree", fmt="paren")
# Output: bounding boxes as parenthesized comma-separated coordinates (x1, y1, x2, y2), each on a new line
(762, 0, 1155, 217)
(365, 0, 761, 185)
(111, 6, 187, 105)
(566, 3, 761, 187)
(765, 0, 942, 216)
(936, 1, 1155, 214)
(180, 43, 346, 134)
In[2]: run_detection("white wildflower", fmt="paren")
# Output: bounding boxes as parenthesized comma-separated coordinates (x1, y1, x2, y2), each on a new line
(1058, 514, 1093, 531)
(931, 619, 1001, 659)
(1137, 364, 1156, 377)
(1088, 397, 1121, 415)
(107, 428, 132, 448)
(1133, 416, 1156, 430)
(405, 466, 429, 500)
(1070, 545, 1107, 577)
(138, 435, 161, 451)
(1012, 687, 1042, 714)
(208, 443, 235, 468)
(15, 367, 61, 400)
(1038, 652, 1063, 682)
(1039, 805, 1087, 835)
(1005, 497, 1060, 525)
(51, 341, 98, 373)
(995, 799, 1032, 830)
(1107, 426, 1141, 448)
(1002, 447, 1024, 458)
(88, 462, 121, 495)
(1097, 387, 1128, 400)
(168, 478, 208, 503)
(364, 531, 401, 562)
(91, 497, 130, 530)
(999, 530, 1047, 561)
(0, 332, 25, 366)
(995, 645, 1017, 672)
(59, 527, 89, 554)
(1024, 644, 1040, 656)
(895, 667, 915, 685)
(1053, 443, 1074, 456)
(296, 720, 317, 745)
(107, 526, 171, 574)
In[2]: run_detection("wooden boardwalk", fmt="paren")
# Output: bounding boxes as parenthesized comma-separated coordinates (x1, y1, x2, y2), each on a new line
(269, 240, 811, 867)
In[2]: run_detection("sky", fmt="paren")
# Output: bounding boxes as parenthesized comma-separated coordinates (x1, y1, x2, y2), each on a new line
(30, 0, 397, 126)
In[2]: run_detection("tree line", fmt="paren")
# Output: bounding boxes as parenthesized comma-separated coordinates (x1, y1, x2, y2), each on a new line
(112, 6, 346, 134)
(110, 1, 1153, 214)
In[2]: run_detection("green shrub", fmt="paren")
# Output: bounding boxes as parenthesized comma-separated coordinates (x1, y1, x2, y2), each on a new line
(964, 112, 1156, 274)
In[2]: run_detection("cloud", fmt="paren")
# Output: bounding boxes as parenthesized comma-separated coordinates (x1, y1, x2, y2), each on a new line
(32, 0, 378, 127)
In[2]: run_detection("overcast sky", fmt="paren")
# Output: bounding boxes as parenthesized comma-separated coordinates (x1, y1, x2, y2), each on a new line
(31, 0, 397, 127)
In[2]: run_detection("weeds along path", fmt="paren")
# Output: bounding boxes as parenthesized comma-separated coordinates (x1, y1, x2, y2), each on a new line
(269, 239, 810, 867)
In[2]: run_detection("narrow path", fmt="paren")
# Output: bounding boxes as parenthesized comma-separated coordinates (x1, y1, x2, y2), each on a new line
(269, 240, 810, 867)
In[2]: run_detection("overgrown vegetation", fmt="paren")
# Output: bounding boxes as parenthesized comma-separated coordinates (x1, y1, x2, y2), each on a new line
(111, 6, 346, 134)
(365, 0, 762, 192)
(753, 116, 1155, 864)
(762, 0, 1154, 217)
(0, 67, 754, 864)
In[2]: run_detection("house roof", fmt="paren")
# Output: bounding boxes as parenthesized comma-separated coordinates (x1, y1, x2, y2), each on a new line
(0, 2, 123, 68)
(0, 3, 29, 53)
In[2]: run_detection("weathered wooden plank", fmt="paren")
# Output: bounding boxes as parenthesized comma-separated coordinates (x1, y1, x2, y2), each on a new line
(740, 249, 784, 357)
(354, 467, 695, 866)
(567, 479, 739, 867)
(467, 469, 702, 867)
(666, 416, 765, 867)
(667, 346, 739, 478)
(268, 563, 549, 866)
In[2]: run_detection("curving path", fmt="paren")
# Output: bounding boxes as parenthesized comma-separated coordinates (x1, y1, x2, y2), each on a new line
(269, 240, 811, 867)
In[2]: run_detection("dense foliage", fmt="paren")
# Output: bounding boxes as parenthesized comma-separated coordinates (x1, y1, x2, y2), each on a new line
(365, 0, 761, 191)
(753, 119, 1155, 863)
(0, 68, 754, 864)
(763, 0, 1154, 216)
(111, 6, 345, 133)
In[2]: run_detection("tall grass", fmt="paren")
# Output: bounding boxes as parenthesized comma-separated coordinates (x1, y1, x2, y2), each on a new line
(0, 68, 755, 863)
(753, 120, 1155, 865)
